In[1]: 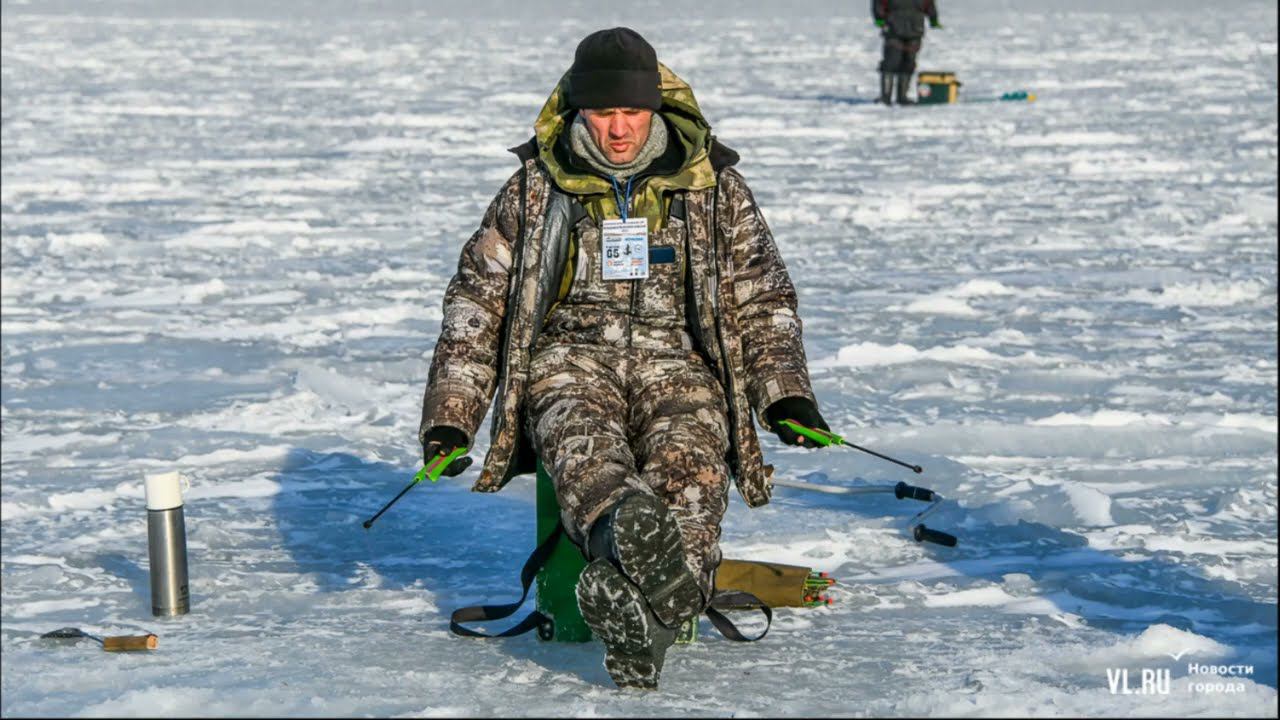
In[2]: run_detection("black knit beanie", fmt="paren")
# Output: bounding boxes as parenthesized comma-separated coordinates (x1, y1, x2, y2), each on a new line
(565, 27, 662, 111)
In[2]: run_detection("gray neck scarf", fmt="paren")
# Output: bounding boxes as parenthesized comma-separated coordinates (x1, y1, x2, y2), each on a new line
(568, 112, 669, 180)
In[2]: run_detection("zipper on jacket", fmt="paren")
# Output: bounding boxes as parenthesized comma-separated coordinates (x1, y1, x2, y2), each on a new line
(709, 178, 742, 470)
(682, 198, 720, 382)
(626, 265, 638, 350)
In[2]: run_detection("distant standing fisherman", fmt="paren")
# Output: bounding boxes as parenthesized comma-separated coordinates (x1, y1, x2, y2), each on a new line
(873, 0, 942, 105)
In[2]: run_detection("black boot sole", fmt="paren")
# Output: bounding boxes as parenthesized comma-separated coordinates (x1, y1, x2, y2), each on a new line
(608, 493, 704, 628)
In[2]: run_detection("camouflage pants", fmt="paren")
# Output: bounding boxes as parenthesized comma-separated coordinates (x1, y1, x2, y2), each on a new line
(525, 342, 731, 597)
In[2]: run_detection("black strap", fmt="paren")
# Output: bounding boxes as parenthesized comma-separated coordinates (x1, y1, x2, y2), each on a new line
(449, 523, 563, 639)
(669, 194, 686, 222)
(567, 197, 589, 228)
(707, 590, 764, 611)
(449, 518, 772, 643)
(704, 590, 772, 642)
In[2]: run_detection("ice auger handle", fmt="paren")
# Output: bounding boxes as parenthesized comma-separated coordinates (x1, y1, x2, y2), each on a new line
(912, 524, 957, 547)
(894, 481, 935, 502)
(41, 627, 158, 651)
(103, 635, 158, 652)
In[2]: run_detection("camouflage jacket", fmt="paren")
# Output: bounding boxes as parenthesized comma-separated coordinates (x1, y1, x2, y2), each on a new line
(419, 68, 815, 508)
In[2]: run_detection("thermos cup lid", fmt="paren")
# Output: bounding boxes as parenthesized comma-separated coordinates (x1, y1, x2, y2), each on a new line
(144, 471, 187, 510)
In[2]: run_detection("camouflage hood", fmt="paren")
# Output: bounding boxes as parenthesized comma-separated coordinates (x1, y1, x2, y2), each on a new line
(532, 63, 717, 230)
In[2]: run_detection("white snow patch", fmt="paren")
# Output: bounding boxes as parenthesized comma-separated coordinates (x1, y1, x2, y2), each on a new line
(185, 476, 284, 501)
(90, 279, 229, 308)
(898, 295, 982, 317)
(1031, 410, 1278, 434)
(1142, 535, 1278, 556)
(947, 279, 1019, 297)
(1032, 410, 1172, 427)
(2, 432, 123, 454)
(815, 341, 1050, 369)
(1007, 131, 1142, 147)
(1125, 279, 1272, 308)
(46, 488, 120, 512)
(8, 597, 101, 618)
(224, 290, 307, 306)
(1080, 623, 1230, 667)
(1216, 414, 1278, 433)
(168, 445, 294, 467)
(1061, 482, 1116, 526)
(342, 137, 437, 153)
(45, 232, 110, 254)
(924, 585, 1019, 608)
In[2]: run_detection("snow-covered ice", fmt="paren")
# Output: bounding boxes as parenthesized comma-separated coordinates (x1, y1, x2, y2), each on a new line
(2, 0, 1276, 716)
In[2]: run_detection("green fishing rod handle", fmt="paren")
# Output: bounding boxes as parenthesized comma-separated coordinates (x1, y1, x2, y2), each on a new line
(777, 419, 843, 448)
(413, 445, 470, 484)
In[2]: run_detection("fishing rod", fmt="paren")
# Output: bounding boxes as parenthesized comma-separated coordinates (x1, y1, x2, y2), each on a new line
(363, 447, 471, 529)
(779, 420, 923, 474)
(774, 420, 957, 547)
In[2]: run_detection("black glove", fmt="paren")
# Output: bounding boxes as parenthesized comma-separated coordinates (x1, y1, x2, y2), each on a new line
(764, 397, 830, 448)
(421, 425, 472, 477)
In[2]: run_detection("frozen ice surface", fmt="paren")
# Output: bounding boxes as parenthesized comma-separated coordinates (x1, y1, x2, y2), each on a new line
(2, 0, 1276, 716)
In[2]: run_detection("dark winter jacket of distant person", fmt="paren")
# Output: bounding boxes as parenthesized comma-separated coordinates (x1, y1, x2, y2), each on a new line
(872, 0, 939, 39)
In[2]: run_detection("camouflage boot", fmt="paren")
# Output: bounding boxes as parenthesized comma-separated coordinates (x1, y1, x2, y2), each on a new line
(576, 559, 677, 689)
(587, 493, 704, 627)
(576, 493, 705, 689)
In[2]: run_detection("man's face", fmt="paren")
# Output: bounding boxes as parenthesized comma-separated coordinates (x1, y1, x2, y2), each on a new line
(581, 108, 653, 165)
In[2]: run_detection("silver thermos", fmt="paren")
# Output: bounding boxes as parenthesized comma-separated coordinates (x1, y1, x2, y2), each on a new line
(145, 472, 190, 616)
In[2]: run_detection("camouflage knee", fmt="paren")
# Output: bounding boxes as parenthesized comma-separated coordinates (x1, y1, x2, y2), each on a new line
(548, 434, 649, 544)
